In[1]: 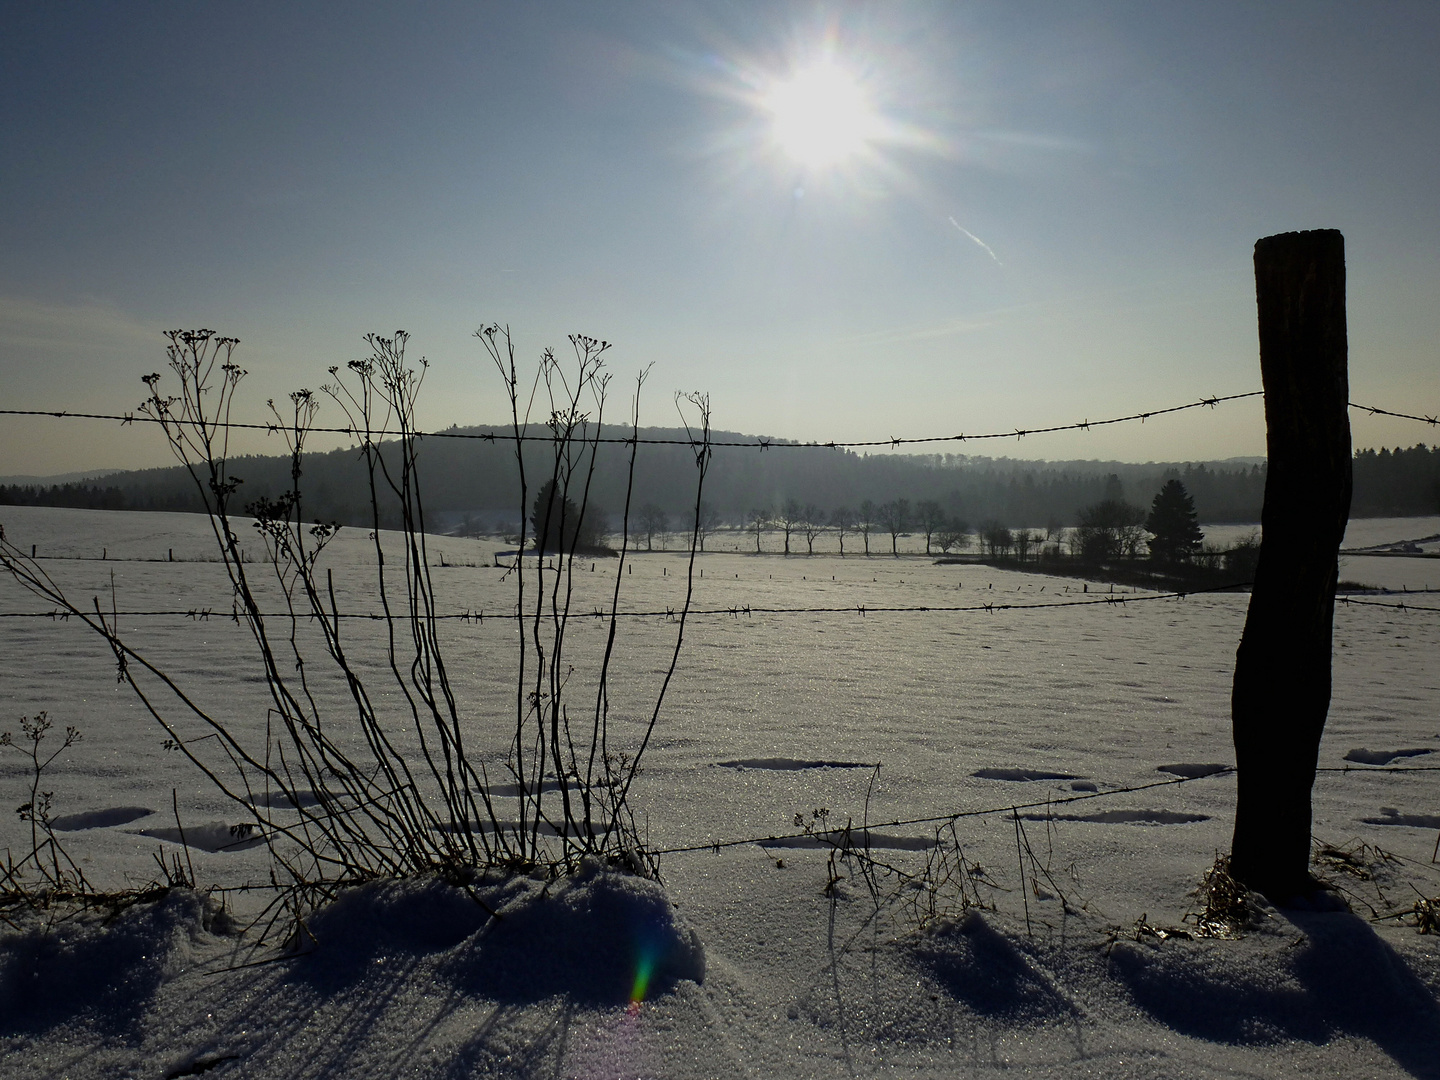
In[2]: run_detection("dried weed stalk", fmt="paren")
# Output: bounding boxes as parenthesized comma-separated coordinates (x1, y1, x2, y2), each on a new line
(793, 772, 998, 935)
(0, 326, 711, 929)
(0, 712, 91, 907)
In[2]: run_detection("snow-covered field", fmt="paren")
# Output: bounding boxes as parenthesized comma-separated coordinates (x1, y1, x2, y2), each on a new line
(2, 506, 1438, 1079)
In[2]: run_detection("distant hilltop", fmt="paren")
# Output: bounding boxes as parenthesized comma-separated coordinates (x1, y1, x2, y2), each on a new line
(1, 429, 1435, 529)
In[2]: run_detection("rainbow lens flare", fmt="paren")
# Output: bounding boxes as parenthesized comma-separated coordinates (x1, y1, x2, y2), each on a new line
(629, 944, 659, 1011)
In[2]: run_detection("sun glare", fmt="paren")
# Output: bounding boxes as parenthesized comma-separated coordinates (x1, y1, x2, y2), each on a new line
(762, 60, 882, 169)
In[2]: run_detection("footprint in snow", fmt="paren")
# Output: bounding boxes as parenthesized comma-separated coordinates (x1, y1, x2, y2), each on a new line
(1026, 809, 1210, 825)
(714, 758, 877, 771)
(1343, 747, 1434, 766)
(1362, 808, 1440, 829)
(49, 806, 155, 831)
(1157, 763, 1231, 778)
(135, 822, 267, 852)
(760, 831, 934, 851)
(972, 768, 1081, 782)
(244, 789, 323, 810)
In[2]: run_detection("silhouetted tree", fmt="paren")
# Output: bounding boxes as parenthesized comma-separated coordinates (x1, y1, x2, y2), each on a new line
(936, 517, 969, 553)
(1146, 479, 1204, 564)
(1224, 531, 1261, 580)
(878, 499, 910, 556)
(530, 480, 604, 553)
(696, 501, 721, 552)
(916, 500, 945, 554)
(637, 504, 668, 551)
(778, 498, 802, 555)
(830, 506, 856, 555)
(979, 520, 1012, 558)
(747, 507, 771, 553)
(1073, 499, 1146, 562)
(801, 503, 825, 554)
(858, 499, 877, 555)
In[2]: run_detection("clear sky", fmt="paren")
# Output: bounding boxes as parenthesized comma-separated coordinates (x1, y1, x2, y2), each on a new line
(3, 1, 1437, 476)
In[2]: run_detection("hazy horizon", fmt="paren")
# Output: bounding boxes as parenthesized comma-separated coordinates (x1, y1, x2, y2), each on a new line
(4, 2, 1438, 475)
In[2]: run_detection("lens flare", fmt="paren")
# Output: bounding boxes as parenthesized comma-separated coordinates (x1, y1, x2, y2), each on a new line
(629, 944, 658, 1011)
(762, 59, 883, 168)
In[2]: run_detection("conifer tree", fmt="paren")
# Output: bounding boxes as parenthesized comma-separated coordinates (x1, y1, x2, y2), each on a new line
(1145, 479, 1204, 563)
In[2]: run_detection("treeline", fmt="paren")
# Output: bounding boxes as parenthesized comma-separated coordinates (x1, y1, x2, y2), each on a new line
(1351, 445, 1440, 516)
(3, 433, 1436, 528)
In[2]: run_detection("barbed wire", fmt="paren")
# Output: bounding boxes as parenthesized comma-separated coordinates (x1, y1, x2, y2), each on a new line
(136, 755, 1440, 901)
(6, 581, 1439, 623)
(1, 392, 1262, 450)
(4, 390, 1434, 881)
(647, 760, 1440, 857)
(1, 394, 1434, 451)
(1351, 403, 1440, 428)
(650, 770, 1233, 856)
(1337, 596, 1440, 614)
(0, 583, 1257, 623)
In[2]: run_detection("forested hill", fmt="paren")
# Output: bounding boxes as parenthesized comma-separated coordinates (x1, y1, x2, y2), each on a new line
(2, 428, 1436, 529)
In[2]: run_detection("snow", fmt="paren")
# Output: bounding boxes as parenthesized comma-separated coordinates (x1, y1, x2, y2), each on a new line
(2, 506, 1439, 1078)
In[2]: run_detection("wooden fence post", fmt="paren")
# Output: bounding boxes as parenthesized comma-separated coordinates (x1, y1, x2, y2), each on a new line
(1229, 229, 1352, 901)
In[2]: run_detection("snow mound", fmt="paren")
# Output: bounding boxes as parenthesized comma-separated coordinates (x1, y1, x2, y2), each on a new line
(1108, 911, 1440, 1070)
(302, 864, 705, 1005)
(911, 910, 1078, 1022)
(0, 890, 231, 1034)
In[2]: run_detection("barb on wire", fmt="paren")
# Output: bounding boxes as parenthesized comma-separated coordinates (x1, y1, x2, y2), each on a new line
(0, 392, 1264, 450)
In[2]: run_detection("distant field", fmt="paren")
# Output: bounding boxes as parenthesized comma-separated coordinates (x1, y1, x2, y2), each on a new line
(2, 505, 1436, 897)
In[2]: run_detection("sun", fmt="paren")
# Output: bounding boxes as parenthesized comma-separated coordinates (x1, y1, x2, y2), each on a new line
(762, 60, 882, 169)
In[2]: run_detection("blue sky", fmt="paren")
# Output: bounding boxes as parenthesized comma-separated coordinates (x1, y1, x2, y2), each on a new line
(3, 1, 1438, 475)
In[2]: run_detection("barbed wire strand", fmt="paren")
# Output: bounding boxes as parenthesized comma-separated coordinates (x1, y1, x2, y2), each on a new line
(1351, 403, 1440, 428)
(0, 583, 1250, 622)
(166, 760, 1440, 899)
(651, 770, 1235, 856)
(3, 392, 1264, 449)
(653, 763, 1440, 857)
(1337, 597, 1440, 614)
(4, 392, 1435, 878)
(6, 581, 1440, 621)
(1, 395, 1434, 451)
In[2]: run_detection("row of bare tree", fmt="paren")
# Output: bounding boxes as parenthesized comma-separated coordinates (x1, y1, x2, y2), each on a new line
(627, 481, 1248, 572)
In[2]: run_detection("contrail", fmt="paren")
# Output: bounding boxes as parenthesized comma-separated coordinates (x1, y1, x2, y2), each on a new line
(948, 217, 1003, 266)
